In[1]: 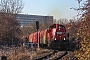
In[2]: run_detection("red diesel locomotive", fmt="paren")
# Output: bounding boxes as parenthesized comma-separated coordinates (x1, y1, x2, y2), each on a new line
(29, 24, 69, 49)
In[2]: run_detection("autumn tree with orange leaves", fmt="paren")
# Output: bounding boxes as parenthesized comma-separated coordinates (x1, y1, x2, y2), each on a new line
(74, 0, 90, 60)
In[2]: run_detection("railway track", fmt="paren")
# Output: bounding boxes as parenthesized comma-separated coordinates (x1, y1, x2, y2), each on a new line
(0, 47, 73, 60)
(61, 51, 75, 60)
(33, 50, 68, 60)
(48, 51, 68, 60)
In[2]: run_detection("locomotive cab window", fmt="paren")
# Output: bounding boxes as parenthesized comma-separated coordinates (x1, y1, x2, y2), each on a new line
(49, 24, 56, 29)
(59, 25, 65, 28)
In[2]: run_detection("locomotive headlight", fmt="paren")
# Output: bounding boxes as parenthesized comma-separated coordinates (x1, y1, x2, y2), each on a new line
(64, 38, 65, 40)
(55, 38, 56, 40)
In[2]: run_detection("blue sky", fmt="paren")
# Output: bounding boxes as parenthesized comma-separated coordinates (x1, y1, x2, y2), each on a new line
(22, 0, 79, 20)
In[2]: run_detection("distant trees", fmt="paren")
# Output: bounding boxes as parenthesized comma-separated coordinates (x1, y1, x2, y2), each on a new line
(20, 23, 36, 37)
(0, 0, 24, 45)
(39, 18, 53, 30)
(65, 19, 79, 40)
(53, 18, 69, 24)
(20, 19, 53, 37)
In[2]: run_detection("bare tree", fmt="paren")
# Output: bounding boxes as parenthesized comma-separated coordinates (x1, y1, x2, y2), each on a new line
(0, 0, 24, 14)
(0, 0, 24, 45)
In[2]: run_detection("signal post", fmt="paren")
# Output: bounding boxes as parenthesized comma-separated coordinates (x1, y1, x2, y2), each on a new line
(36, 21, 40, 50)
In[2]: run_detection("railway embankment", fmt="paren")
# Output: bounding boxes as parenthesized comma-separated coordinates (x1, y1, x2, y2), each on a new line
(0, 46, 75, 60)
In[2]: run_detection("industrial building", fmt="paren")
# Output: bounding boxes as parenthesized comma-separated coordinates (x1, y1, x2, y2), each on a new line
(16, 14, 53, 26)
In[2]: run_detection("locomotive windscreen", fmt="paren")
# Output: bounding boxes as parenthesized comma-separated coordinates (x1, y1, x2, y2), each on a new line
(49, 24, 56, 29)
(59, 25, 65, 28)
(49, 24, 65, 29)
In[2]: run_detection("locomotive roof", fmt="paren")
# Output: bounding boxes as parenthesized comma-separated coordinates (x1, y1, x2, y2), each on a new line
(50, 24, 65, 27)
